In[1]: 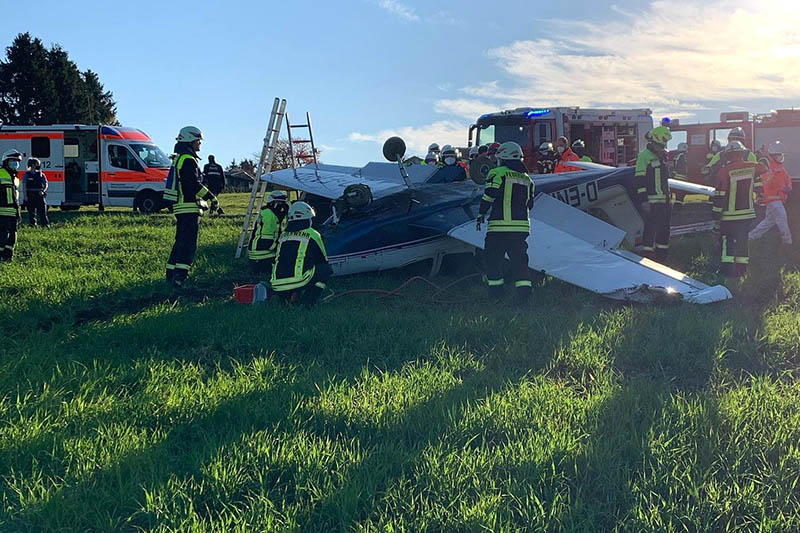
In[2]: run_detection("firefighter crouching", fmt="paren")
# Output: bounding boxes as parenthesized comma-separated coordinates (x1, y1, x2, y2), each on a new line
(164, 126, 220, 287)
(712, 141, 760, 278)
(24, 158, 50, 228)
(0, 149, 22, 261)
(270, 201, 332, 307)
(476, 141, 535, 303)
(635, 126, 672, 262)
(249, 190, 290, 273)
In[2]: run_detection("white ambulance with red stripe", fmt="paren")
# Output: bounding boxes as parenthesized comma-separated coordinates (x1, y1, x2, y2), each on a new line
(0, 125, 171, 213)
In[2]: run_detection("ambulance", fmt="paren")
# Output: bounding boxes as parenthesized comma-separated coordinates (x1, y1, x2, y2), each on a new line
(469, 107, 654, 170)
(0, 125, 171, 213)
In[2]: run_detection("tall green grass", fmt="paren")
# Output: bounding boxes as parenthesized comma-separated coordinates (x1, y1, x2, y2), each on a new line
(1, 196, 799, 531)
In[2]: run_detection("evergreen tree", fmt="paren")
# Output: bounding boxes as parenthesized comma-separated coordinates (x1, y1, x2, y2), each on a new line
(0, 33, 118, 125)
(0, 33, 57, 124)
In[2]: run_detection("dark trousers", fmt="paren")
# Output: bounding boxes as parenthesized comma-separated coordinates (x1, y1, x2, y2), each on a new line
(642, 202, 671, 262)
(252, 257, 275, 275)
(484, 232, 531, 300)
(720, 220, 752, 278)
(26, 194, 49, 227)
(276, 263, 333, 307)
(0, 216, 18, 260)
(166, 214, 200, 281)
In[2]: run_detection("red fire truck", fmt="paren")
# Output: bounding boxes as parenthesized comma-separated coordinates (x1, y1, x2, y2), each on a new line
(669, 109, 800, 184)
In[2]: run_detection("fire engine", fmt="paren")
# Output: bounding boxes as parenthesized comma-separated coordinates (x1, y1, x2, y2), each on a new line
(468, 107, 654, 169)
(0, 125, 171, 213)
(669, 109, 800, 183)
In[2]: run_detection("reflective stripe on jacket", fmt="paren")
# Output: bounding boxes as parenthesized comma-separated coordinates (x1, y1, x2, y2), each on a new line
(270, 227, 328, 292)
(713, 161, 757, 221)
(248, 207, 283, 260)
(635, 147, 670, 203)
(0, 168, 19, 217)
(479, 164, 535, 233)
(172, 153, 210, 215)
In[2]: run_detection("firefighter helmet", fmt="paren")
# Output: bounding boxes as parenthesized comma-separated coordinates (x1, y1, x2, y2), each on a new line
(468, 146, 479, 160)
(496, 141, 523, 161)
(441, 144, 456, 156)
(571, 139, 585, 149)
(538, 141, 554, 155)
(425, 151, 438, 164)
(650, 126, 672, 145)
(428, 143, 440, 153)
(2, 149, 22, 162)
(176, 126, 203, 143)
(728, 127, 746, 142)
(478, 144, 488, 155)
(768, 140, 783, 155)
(677, 142, 688, 152)
(267, 190, 289, 203)
(287, 201, 315, 221)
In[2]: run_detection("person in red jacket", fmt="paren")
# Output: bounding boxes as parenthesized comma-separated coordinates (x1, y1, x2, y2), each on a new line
(554, 136, 580, 173)
(749, 150, 793, 245)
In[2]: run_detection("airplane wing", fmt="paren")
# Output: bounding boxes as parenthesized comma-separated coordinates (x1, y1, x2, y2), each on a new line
(447, 194, 731, 304)
(572, 161, 716, 196)
(262, 162, 438, 200)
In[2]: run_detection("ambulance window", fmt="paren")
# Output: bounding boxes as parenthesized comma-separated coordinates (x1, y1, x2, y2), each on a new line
(108, 144, 145, 172)
(534, 122, 552, 147)
(31, 137, 50, 158)
(65, 139, 79, 158)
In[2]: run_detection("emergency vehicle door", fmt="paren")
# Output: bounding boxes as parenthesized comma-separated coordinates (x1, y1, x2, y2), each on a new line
(27, 134, 65, 203)
(104, 142, 147, 206)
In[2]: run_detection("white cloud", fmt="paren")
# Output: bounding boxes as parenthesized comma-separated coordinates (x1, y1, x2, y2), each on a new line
(349, 120, 467, 154)
(352, 0, 800, 154)
(374, 0, 419, 21)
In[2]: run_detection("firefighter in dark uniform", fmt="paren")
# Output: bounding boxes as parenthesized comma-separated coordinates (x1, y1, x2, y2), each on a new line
(270, 201, 332, 307)
(248, 190, 290, 273)
(476, 141, 535, 303)
(712, 141, 760, 278)
(202, 154, 226, 215)
(164, 126, 220, 287)
(635, 125, 672, 262)
(23, 158, 50, 227)
(536, 142, 557, 174)
(702, 127, 758, 183)
(0, 149, 22, 261)
(671, 142, 688, 209)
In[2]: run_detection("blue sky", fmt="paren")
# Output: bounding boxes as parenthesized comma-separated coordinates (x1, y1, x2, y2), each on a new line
(3, 0, 799, 166)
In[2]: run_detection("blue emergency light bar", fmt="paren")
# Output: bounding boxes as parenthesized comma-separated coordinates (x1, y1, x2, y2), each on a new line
(526, 109, 551, 117)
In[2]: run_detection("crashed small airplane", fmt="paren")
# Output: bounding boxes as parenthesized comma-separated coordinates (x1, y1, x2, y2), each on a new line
(261, 137, 731, 304)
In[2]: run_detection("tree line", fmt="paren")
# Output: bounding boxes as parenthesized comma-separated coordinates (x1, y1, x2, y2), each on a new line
(0, 33, 117, 125)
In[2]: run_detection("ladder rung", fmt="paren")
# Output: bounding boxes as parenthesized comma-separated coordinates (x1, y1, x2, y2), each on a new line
(292, 139, 311, 144)
(289, 124, 310, 129)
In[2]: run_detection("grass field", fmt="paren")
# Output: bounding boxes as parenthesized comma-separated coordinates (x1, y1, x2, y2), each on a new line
(2, 193, 800, 532)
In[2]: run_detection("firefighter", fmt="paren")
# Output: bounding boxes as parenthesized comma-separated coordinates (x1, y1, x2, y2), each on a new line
(164, 126, 220, 287)
(536, 142, 557, 174)
(428, 143, 441, 158)
(270, 201, 332, 307)
(468, 146, 479, 161)
(476, 141, 535, 303)
(438, 145, 467, 181)
(749, 149, 792, 245)
(702, 127, 757, 182)
(712, 141, 759, 277)
(554, 136, 580, 173)
(23, 157, 50, 228)
(635, 125, 672, 262)
(487, 142, 501, 165)
(571, 139, 592, 162)
(0, 149, 22, 261)
(424, 151, 439, 166)
(248, 190, 290, 273)
(672, 142, 689, 208)
(202, 154, 226, 215)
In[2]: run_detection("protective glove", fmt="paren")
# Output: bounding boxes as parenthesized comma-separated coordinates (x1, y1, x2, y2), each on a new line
(475, 214, 484, 231)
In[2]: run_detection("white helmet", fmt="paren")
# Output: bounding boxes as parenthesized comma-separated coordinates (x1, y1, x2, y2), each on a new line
(425, 151, 438, 164)
(267, 190, 289, 203)
(468, 146, 479, 159)
(677, 142, 688, 152)
(176, 126, 203, 143)
(768, 140, 783, 154)
(2, 149, 22, 162)
(287, 201, 315, 221)
(728, 127, 746, 143)
(496, 141, 523, 161)
(428, 143, 440, 153)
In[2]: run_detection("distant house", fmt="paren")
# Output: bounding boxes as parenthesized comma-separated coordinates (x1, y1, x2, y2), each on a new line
(225, 168, 255, 192)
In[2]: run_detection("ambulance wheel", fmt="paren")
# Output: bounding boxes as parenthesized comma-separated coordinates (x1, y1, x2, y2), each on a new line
(135, 190, 161, 214)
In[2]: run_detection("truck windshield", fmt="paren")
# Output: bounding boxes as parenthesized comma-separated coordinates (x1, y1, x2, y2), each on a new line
(130, 143, 171, 167)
